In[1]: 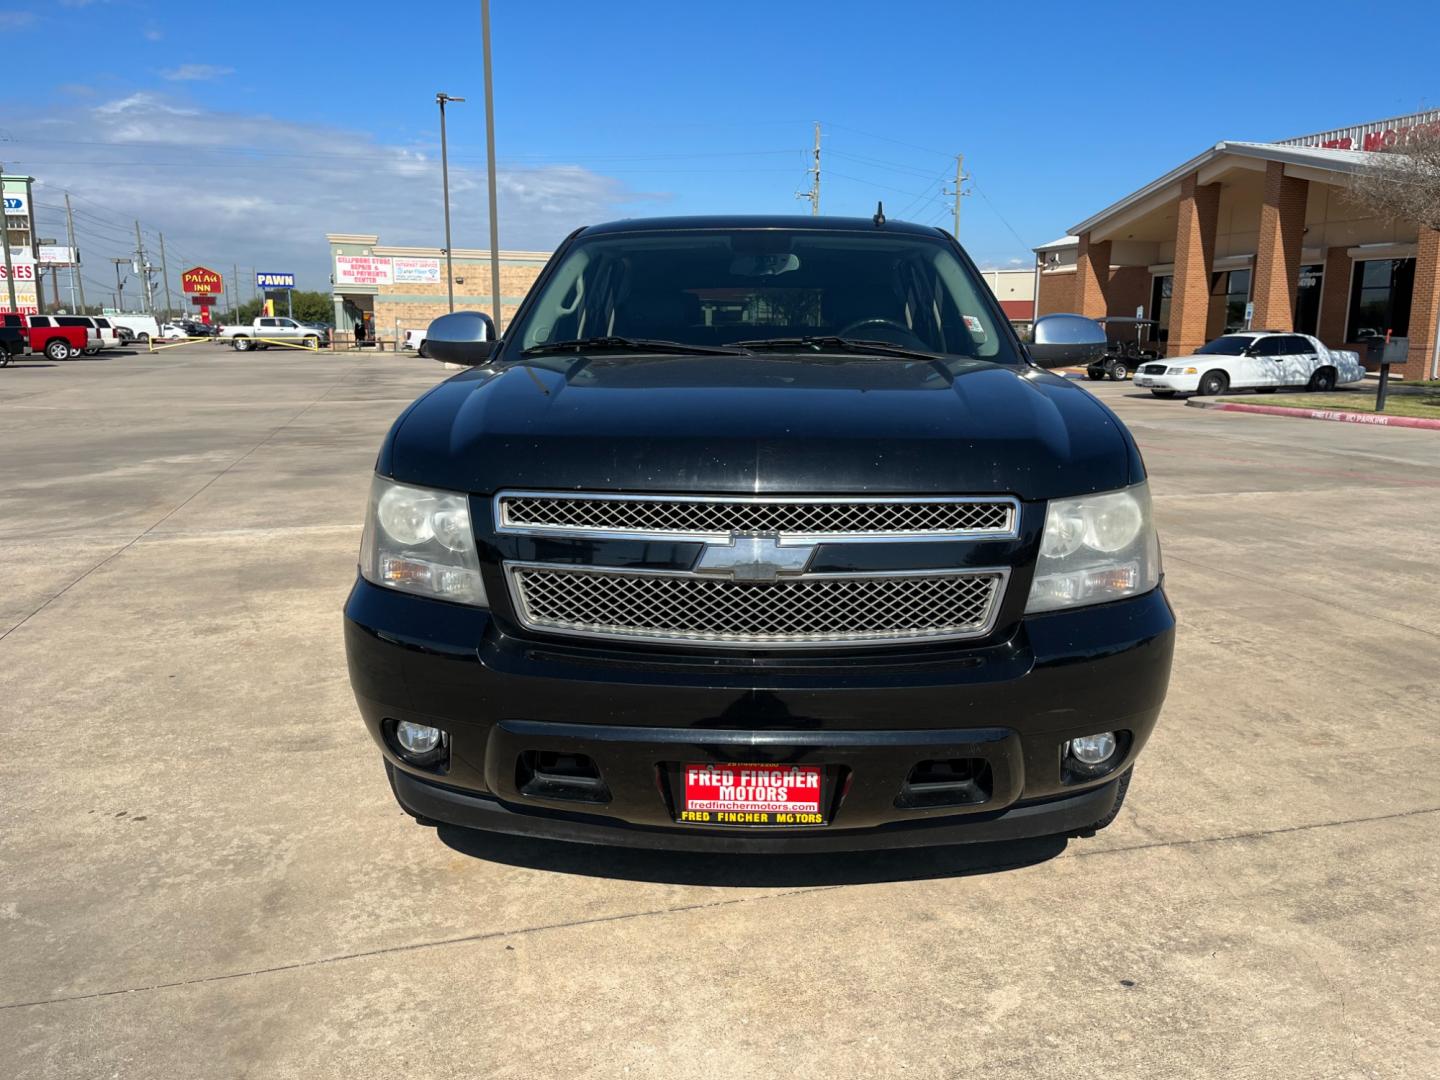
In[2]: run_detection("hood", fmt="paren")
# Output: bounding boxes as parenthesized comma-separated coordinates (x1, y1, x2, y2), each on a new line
(383, 355, 1140, 501)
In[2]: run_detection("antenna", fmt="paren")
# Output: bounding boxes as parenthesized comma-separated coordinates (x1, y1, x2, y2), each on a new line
(873, 201, 886, 227)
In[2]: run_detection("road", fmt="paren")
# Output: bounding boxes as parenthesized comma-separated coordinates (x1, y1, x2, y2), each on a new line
(2, 346, 1437, 1079)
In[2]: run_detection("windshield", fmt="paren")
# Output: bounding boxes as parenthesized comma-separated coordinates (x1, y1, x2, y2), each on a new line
(1196, 335, 1255, 355)
(507, 228, 1020, 364)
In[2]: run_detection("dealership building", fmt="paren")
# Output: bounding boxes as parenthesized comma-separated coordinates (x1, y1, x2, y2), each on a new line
(1034, 110, 1440, 379)
(325, 234, 551, 342)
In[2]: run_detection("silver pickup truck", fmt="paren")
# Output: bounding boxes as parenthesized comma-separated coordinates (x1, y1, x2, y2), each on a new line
(218, 317, 328, 351)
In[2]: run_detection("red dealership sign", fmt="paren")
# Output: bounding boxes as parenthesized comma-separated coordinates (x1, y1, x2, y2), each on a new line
(181, 266, 223, 295)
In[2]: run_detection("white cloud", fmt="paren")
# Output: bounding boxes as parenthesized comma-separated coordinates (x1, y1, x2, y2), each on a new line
(10, 92, 649, 290)
(0, 11, 37, 28)
(143, 27, 163, 41)
(159, 64, 235, 82)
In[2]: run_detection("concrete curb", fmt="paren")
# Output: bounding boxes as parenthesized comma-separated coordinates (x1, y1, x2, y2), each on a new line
(1186, 397, 1440, 430)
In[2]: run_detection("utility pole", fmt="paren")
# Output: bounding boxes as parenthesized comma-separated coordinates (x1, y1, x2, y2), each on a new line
(158, 233, 173, 319)
(111, 257, 129, 311)
(436, 91, 465, 313)
(0, 165, 17, 313)
(65, 193, 86, 313)
(233, 263, 241, 320)
(481, 0, 503, 331)
(944, 154, 970, 241)
(133, 221, 154, 314)
(796, 123, 821, 215)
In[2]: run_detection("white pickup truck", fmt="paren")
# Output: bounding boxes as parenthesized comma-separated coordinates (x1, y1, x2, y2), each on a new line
(218, 317, 327, 351)
(1133, 332, 1366, 397)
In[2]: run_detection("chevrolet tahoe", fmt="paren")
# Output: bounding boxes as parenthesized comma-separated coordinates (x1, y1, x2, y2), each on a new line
(343, 215, 1175, 852)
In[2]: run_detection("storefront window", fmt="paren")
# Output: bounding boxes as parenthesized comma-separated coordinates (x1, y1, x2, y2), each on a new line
(1347, 258, 1414, 341)
(1294, 264, 1322, 336)
(1210, 268, 1252, 333)
(1150, 275, 1172, 342)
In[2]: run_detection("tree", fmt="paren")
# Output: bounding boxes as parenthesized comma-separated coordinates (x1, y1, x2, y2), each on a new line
(236, 290, 335, 324)
(1346, 127, 1440, 380)
(1347, 127, 1440, 229)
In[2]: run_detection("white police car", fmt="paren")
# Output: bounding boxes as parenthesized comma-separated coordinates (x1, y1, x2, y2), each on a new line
(1133, 332, 1365, 397)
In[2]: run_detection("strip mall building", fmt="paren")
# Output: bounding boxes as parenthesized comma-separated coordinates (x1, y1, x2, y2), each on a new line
(1034, 110, 1440, 379)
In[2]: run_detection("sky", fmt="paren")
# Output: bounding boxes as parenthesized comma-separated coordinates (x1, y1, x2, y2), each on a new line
(3, 0, 1438, 302)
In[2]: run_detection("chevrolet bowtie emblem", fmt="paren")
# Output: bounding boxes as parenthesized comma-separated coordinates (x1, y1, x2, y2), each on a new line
(693, 533, 816, 582)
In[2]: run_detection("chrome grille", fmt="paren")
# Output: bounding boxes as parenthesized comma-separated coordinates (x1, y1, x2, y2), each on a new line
(506, 564, 1007, 648)
(1140, 363, 1168, 375)
(497, 492, 1017, 541)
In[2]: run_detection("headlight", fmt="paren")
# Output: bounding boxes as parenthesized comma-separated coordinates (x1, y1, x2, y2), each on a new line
(1026, 482, 1161, 613)
(359, 476, 487, 606)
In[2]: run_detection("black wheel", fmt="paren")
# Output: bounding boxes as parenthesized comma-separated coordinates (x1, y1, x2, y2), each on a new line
(46, 339, 71, 361)
(0, 351, 13, 367)
(1308, 367, 1337, 393)
(1085, 368, 1104, 381)
(303, 335, 320, 348)
(418, 341, 429, 359)
(1255, 386, 1277, 394)
(1108, 362, 1129, 381)
(1150, 390, 1177, 399)
(383, 761, 439, 827)
(138, 333, 150, 344)
(1196, 370, 1229, 396)
(232, 336, 251, 352)
(1072, 768, 1133, 837)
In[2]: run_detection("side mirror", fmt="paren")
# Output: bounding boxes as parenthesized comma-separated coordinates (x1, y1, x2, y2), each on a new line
(1027, 313, 1108, 369)
(425, 311, 497, 365)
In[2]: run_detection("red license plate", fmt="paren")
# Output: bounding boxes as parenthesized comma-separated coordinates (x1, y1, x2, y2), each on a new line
(676, 763, 827, 827)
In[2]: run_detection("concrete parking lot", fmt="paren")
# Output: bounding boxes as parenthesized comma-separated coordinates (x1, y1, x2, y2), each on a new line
(2, 344, 1437, 1079)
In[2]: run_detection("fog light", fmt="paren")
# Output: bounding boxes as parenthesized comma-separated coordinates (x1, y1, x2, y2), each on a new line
(395, 721, 443, 756)
(1069, 732, 1118, 765)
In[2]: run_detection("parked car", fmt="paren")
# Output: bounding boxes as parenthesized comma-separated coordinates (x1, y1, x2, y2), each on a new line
(402, 327, 428, 355)
(343, 215, 1175, 852)
(90, 316, 124, 350)
(7, 315, 89, 360)
(217, 316, 327, 350)
(0, 322, 23, 365)
(107, 314, 161, 344)
(157, 322, 190, 340)
(1133, 332, 1365, 397)
(30, 315, 102, 355)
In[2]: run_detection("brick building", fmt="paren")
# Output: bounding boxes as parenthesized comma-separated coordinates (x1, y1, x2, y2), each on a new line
(1034, 110, 1440, 379)
(326, 233, 551, 343)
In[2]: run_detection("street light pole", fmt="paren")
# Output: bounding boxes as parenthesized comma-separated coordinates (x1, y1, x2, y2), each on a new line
(436, 92, 466, 314)
(481, 0, 502, 331)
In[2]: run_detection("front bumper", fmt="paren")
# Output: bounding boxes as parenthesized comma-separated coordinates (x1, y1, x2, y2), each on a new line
(1133, 372, 1200, 392)
(344, 579, 1174, 850)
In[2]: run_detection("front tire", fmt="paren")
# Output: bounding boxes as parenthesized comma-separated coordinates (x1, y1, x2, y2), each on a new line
(1196, 370, 1229, 396)
(303, 335, 320, 348)
(1108, 362, 1129, 381)
(1085, 368, 1104, 381)
(46, 339, 71, 361)
(232, 337, 251, 352)
(1308, 367, 1337, 393)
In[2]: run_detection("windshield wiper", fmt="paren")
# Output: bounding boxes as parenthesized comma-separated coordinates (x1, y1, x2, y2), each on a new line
(730, 336, 946, 362)
(520, 336, 749, 358)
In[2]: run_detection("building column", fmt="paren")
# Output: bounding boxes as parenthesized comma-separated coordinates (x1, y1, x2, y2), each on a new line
(1166, 173, 1220, 357)
(1076, 232, 1110, 319)
(1405, 228, 1440, 380)
(1250, 161, 1308, 331)
(1316, 246, 1351, 348)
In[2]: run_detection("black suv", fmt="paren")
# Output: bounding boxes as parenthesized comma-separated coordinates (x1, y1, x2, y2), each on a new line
(343, 215, 1174, 852)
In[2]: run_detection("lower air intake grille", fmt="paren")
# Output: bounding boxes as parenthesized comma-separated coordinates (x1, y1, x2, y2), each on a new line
(507, 565, 1006, 648)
